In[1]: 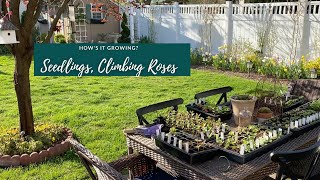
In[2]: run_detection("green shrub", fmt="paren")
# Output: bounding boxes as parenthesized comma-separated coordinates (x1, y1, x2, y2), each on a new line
(40, 33, 47, 42)
(119, 13, 130, 43)
(212, 53, 228, 70)
(139, 36, 154, 44)
(309, 99, 320, 111)
(190, 48, 203, 65)
(0, 123, 65, 156)
(0, 45, 10, 55)
(67, 34, 76, 43)
(54, 34, 66, 44)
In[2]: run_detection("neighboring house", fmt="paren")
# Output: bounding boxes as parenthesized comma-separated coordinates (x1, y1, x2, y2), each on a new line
(66, 0, 121, 43)
(20, 0, 121, 43)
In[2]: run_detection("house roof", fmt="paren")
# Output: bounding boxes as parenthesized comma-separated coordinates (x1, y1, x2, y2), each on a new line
(0, 18, 18, 31)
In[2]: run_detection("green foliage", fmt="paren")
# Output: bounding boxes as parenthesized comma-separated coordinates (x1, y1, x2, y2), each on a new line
(205, 42, 312, 80)
(309, 99, 320, 111)
(258, 107, 272, 113)
(232, 95, 253, 100)
(139, 36, 154, 44)
(190, 48, 203, 65)
(68, 34, 76, 43)
(119, 13, 130, 43)
(0, 45, 10, 55)
(0, 123, 64, 156)
(54, 34, 66, 44)
(40, 33, 47, 42)
(32, 27, 40, 43)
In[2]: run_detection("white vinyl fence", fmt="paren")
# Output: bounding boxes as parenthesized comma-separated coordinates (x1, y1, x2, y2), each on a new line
(131, 0, 320, 60)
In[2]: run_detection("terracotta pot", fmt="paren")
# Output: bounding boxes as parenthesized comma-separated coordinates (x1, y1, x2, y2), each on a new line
(257, 112, 273, 123)
(231, 96, 257, 126)
(257, 112, 273, 119)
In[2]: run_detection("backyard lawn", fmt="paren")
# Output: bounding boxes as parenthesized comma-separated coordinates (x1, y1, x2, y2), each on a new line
(0, 55, 273, 179)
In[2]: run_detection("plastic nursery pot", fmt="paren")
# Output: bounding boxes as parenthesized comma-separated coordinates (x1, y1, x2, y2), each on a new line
(231, 95, 257, 126)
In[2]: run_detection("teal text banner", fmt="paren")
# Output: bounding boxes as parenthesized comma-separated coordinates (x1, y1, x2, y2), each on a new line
(34, 44, 190, 77)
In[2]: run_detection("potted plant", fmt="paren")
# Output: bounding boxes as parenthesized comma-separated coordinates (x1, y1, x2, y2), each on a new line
(231, 95, 257, 126)
(257, 107, 273, 123)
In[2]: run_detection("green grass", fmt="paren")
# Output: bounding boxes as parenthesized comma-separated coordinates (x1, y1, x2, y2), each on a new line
(0, 55, 272, 179)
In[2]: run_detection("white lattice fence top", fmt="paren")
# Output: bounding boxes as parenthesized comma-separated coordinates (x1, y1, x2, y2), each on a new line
(140, 1, 320, 15)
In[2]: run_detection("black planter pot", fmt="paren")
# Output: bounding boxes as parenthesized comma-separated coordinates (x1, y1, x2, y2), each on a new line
(186, 104, 232, 121)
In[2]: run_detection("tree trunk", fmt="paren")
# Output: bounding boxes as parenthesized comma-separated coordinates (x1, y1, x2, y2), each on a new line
(14, 53, 34, 135)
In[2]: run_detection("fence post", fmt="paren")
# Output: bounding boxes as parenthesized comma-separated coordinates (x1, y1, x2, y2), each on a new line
(225, 0, 233, 52)
(136, 8, 141, 40)
(173, 2, 180, 43)
(299, 0, 310, 58)
(129, 6, 135, 43)
(239, 0, 244, 14)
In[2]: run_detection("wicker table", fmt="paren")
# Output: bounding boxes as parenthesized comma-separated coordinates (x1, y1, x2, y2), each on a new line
(125, 126, 320, 180)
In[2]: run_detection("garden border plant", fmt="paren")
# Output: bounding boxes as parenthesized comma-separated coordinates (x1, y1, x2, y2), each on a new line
(190, 41, 319, 80)
(0, 124, 73, 167)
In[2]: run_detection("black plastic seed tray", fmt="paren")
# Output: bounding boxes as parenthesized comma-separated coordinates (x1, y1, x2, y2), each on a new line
(290, 119, 320, 138)
(154, 132, 218, 165)
(185, 86, 233, 121)
(218, 132, 292, 164)
(186, 104, 232, 120)
(283, 98, 307, 112)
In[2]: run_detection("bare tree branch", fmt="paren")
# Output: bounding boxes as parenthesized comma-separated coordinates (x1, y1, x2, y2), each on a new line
(23, 0, 39, 33)
(44, 0, 70, 43)
(10, 0, 21, 29)
(33, 0, 44, 26)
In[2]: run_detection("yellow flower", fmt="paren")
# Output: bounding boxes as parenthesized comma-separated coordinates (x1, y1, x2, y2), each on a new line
(284, 68, 288, 72)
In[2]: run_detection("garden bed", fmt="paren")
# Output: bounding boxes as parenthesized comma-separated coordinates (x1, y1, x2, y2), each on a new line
(0, 127, 72, 167)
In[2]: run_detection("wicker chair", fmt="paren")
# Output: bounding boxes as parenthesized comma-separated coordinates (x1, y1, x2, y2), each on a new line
(289, 80, 320, 101)
(67, 138, 179, 180)
(270, 137, 320, 180)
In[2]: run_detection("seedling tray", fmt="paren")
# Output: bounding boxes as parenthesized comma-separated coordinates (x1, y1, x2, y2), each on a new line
(218, 132, 292, 164)
(261, 102, 320, 138)
(186, 104, 232, 121)
(282, 99, 306, 112)
(290, 119, 320, 138)
(154, 132, 218, 165)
